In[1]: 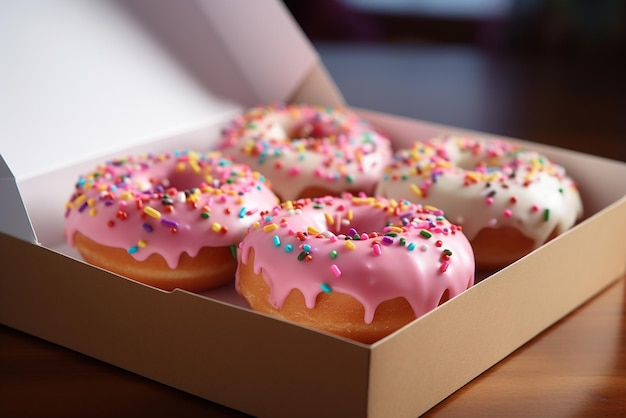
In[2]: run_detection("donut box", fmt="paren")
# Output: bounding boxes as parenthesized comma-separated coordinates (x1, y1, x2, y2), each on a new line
(1, 1, 625, 418)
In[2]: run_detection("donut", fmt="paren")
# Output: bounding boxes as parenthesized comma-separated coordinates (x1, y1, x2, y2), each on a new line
(217, 103, 393, 201)
(236, 194, 475, 343)
(375, 135, 584, 269)
(64, 150, 279, 291)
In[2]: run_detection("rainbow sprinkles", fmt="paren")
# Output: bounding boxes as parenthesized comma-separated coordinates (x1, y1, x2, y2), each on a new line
(236, 194, 476, 325)
(65, 150, 278, 269)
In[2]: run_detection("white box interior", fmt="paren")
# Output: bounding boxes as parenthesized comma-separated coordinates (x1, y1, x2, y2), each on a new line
(8, 108, 625, 319)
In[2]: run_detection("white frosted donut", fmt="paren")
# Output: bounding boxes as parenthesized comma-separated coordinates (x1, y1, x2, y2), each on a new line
(375, 135, 583, 269)
(236, 194, 475, 343)
(218, 103, 392, 201)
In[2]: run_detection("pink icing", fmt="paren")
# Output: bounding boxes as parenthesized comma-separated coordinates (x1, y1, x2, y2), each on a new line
(65, 150, 279, 268)
(236, 194, 475, 324)
(217, 103, 393, 200)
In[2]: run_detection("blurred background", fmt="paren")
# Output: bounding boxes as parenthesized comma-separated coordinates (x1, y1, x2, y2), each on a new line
(284, 0, 626, 161)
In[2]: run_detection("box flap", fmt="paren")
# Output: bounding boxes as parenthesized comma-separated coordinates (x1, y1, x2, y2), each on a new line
(291, 63, 346, 107)
(193, 0, 326, 104)
(0, 0, 341, 181)
(0, 155, 36, 243)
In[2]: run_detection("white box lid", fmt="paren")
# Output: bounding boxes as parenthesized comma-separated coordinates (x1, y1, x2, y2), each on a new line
(0, 0, 336, 180)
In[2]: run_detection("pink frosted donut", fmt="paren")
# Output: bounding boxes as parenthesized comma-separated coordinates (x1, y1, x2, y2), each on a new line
(65, 150, 279, 291)
(376, 135, 584, 269)
(218, 103, 393, 201)
(236, 194, 475, 343)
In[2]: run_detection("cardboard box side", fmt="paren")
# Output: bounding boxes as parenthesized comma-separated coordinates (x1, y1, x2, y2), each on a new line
(5, 107, 625, 418)
(368, 198, 626, 418)
(0, 233, 371, 418)
(0, 156, 36, 243)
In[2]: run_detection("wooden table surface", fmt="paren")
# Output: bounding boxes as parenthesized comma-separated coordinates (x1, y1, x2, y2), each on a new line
(1, 43, 625, 417)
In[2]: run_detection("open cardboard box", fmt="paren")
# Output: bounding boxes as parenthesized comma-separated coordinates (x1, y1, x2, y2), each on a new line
(1, 1, 625, 417)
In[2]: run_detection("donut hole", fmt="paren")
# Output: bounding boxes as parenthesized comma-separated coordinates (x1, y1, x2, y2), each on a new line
(264, 119, 346, 147)
(162, 169, 208, 192)
(133, 168, 208, 194)
(454, 154, 510, 172)
(331, 210, 390, 237)
(291, 119, 348, 141)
